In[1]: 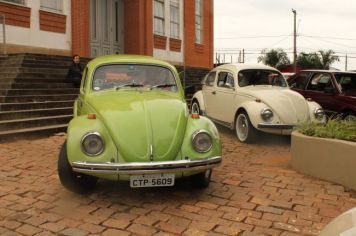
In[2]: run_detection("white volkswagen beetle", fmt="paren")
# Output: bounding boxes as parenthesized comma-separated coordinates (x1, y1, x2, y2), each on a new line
(191, 64, 325, 143)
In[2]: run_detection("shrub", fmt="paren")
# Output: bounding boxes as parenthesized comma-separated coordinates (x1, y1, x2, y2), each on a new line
(297, 118, 356, 142)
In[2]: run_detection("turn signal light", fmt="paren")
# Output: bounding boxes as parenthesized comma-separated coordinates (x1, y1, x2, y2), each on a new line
(191, 113, 200, 119)
(87, 114, 96, 119)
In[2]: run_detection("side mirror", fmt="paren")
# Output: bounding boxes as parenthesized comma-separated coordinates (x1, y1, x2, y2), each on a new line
(324, 87, 335, 94)
(290, 83, 296, 88)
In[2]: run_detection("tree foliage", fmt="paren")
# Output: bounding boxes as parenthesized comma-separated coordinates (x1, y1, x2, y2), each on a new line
(257, 48, 291, 68)
(297, 50, 339, 70)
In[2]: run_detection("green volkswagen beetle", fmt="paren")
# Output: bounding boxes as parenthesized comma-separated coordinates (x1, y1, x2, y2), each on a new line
(58, 55, 222, 193)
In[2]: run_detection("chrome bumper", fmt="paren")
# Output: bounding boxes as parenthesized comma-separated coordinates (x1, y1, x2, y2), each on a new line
(72, 156, 222, 175)
(257, 123, 294, 129)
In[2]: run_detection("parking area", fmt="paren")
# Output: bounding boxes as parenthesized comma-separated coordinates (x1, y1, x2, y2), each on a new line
(0, 127, 355, 236)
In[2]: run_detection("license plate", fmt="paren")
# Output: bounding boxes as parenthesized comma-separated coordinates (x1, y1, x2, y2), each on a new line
(130, 174, 175, 188)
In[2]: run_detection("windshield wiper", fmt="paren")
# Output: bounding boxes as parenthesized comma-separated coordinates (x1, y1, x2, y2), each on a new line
(116, 81, 144, 90)
(151, 83, 176, 88)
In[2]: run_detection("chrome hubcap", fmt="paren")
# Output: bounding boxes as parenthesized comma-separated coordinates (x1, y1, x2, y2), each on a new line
(236, 114, 249, 141)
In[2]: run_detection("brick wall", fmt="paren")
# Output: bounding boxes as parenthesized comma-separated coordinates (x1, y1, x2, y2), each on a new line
(183, 0, 214, 69)
(71, 0, 90, 57)
(176, 66, 210, 95)
(0, 1, 30, 28)
(39, 10, 66, 33)
(124, 0, 153, 55)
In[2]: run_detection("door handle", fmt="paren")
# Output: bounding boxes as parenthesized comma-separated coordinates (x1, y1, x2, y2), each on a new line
(212, 91, 216, 95)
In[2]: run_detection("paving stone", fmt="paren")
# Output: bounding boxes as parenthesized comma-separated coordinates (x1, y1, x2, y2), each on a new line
(0, 131, 355, 236)
(15, 224, 42, 236)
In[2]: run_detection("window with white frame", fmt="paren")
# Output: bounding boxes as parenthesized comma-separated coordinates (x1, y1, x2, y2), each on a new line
(1, 0, 25, 5)
(170, 0, 179, 39)
(195, 0, 203, 44)
(41, 0, 62, 13)
(154, 0, 165, 35)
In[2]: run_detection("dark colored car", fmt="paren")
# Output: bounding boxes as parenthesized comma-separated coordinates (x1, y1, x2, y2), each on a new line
(288, 70, 356, 119)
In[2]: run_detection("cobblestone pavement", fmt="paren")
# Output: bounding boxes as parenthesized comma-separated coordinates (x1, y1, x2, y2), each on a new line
(0, 128, 355, 236)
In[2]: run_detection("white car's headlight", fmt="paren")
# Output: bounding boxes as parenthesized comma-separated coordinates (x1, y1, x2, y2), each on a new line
(314, 108, 325, 120)
(192, 130, 212, 153)
(261, 108, 274, 121)
(81, 132, 104, 156)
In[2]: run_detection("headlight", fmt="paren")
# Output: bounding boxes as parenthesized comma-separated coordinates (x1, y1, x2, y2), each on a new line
(81, 132, 104, 156)
(192, 130, 213, 153)
(261, 108, 274, 121)
(314, 108, 325, 120)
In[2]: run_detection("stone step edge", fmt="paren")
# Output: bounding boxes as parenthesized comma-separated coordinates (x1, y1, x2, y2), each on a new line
(0, 124, 68, 136)
(0, 114, 72, 125)
(0, 107, 73, 115)
(0, 100, 75, 106)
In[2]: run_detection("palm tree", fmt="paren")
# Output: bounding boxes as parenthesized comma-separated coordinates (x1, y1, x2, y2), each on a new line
(297, 50, 339, 70)
(318, 50, 339, 69)
(297, 52, 323, 69)
(257, 48, 291, 68)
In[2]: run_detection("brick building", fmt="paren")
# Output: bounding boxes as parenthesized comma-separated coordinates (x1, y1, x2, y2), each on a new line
(0, 0, 214, 69)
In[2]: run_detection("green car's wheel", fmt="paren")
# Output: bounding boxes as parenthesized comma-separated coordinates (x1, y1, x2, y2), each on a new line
(191, 169, 212, 188)
(58, 141, 98, 194)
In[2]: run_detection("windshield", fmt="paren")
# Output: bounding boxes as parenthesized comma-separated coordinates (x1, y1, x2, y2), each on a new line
(335, 73, 356, 93)
(238, 69, 287, 87)
(92, 64, 178, 92)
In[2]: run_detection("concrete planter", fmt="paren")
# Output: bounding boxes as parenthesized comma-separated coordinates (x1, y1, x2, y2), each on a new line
(291, 131, 356, 190)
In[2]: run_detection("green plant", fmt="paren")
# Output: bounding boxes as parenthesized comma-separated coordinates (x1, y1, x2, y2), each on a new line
(297, 118, 356, 142)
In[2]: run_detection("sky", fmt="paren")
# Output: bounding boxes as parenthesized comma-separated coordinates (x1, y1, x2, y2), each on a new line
(214, 0, 356, 70)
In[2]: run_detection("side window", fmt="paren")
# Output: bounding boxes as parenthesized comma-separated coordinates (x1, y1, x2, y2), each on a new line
(205, 72, 216, 86)
(307, 73, 333, 91)
(217, 72, 234, 88)
(292, 72, 310, 89)
(81, 67, 88, 92)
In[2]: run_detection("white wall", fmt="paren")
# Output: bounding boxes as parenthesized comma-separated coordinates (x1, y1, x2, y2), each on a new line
(4, 0, 71, 50)
(153, 0, 184, 64)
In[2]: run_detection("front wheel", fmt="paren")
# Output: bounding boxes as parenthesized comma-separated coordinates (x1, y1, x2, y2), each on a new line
(58, 141, 98, 194)
(191, 169, 212, 188)
(191, 100, 202, 115)
(235, 111, 259, 143)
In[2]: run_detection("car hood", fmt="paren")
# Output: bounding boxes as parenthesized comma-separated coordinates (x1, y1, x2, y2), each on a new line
(241, 86, 309, 123)
(86, 90, 187, 162)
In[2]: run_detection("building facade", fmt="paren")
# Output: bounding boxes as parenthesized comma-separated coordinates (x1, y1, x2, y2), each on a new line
(0, 0, 214, 69)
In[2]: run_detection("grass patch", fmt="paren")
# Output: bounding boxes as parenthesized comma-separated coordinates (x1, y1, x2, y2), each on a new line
(297, 118, 356, 142)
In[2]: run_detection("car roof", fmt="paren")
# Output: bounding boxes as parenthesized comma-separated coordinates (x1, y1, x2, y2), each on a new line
(214, 63, 280, 73)
(87, 55, 176, 71)
(301, 69, 356, 74)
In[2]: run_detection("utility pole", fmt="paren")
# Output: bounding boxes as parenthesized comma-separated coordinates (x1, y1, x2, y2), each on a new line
(345, 54, 348, 71)
(292, 9, 297, 73)
(242, 49, 245, 63)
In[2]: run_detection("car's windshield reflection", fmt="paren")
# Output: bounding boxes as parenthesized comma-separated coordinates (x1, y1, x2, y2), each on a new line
(92, 64, 178, 92)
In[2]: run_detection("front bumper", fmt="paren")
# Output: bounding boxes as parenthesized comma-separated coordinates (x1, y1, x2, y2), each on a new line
(257, 123, 294, 129)
(72, 156, 222, 175)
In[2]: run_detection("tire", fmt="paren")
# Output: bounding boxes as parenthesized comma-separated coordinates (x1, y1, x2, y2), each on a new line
(235, 111, 259, 143)
(191, 169, 212, 188)
(58, 141, 98, 194)
(343, 112, 356, 121)
(191, 100, 201, 115)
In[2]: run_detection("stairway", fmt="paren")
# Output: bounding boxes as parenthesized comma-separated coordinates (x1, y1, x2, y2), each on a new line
(0, 53, 89, 140)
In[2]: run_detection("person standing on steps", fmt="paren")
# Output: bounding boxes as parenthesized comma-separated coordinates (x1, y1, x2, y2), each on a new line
(66, 55, 83, 87)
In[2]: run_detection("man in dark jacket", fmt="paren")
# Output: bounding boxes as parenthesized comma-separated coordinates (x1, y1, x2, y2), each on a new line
(66, 55, 83, 87)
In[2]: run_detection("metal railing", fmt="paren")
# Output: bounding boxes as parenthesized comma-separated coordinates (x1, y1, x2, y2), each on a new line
(0, 13, 7, 55)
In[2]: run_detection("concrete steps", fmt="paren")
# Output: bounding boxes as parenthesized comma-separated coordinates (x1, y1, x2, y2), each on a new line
(0, 53, 88, 138)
